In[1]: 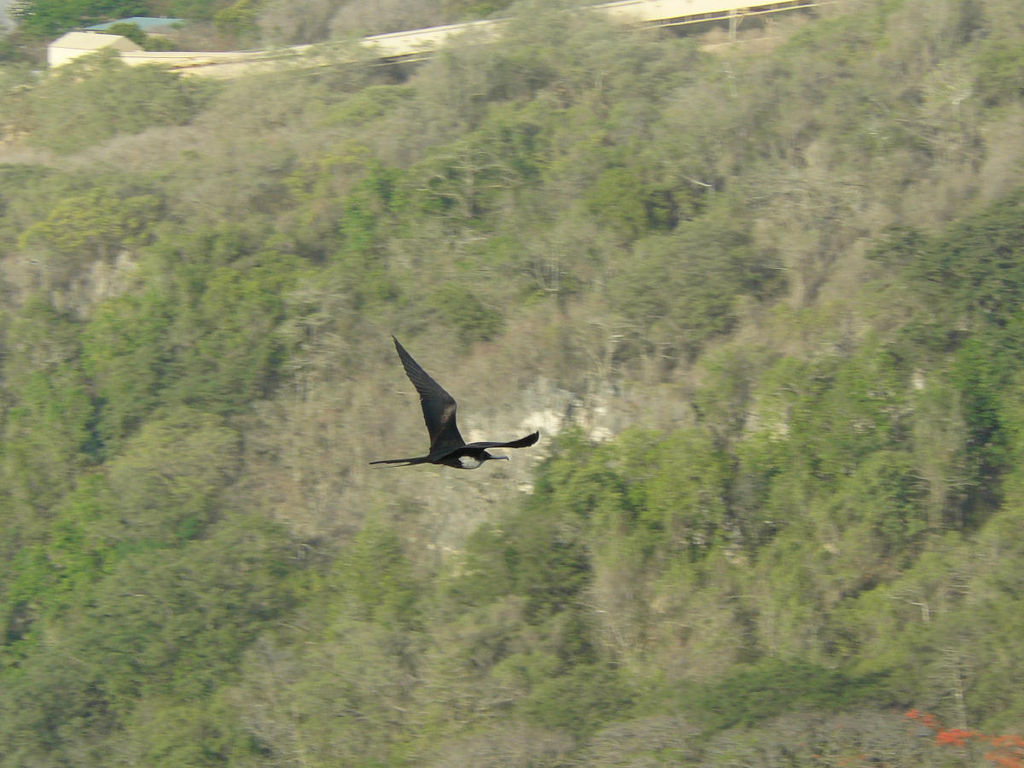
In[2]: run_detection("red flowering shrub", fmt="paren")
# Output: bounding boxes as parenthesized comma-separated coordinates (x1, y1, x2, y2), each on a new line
(905, 710, 1024, 768)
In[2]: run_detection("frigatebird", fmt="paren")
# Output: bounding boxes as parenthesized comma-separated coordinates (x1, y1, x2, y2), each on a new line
(370, 336, 539, 469)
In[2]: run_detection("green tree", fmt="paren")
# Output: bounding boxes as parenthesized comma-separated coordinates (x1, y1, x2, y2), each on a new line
(429, 283, 503, 345)
(0, 299, 95, 516)
(339, 516, 420, 628)
(12, 0, 146, 38)
(23, 53, 215, 153)
(169, 251, 297, 414)
(106, 406, 241, 543)
(105, 21, 178, 51)
(83, 288, 175, 450)
(611, 207, 784, 360)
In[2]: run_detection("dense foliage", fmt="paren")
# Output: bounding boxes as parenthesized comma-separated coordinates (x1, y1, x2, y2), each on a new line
(1, 0, 1024, 764)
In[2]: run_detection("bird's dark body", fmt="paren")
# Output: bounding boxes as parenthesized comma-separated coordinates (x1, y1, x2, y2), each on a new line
(370, 336, 539, 469)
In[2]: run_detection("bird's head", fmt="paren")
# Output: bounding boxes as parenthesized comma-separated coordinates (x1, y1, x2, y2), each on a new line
(455, 452, 509, 469)
(477, 451, 509, 464)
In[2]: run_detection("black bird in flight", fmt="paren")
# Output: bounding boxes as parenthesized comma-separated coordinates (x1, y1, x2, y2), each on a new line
(370, 336, 539, 469)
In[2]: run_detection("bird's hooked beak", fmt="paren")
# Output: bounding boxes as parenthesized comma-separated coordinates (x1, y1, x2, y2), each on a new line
(494, 455, 510, 461)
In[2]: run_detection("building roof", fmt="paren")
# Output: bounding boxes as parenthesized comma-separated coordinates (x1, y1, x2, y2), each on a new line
(50, 31, 142, 51)
(86, 17, 184, 32)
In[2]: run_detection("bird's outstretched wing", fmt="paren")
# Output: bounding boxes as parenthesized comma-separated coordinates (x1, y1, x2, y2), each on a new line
(392, 336, 466, 454)
(368, 455, 432, 466)
(463, 431, 540, 451)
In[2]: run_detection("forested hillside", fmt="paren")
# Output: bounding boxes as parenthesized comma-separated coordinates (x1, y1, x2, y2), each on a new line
(1, 0, 1024, 765)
